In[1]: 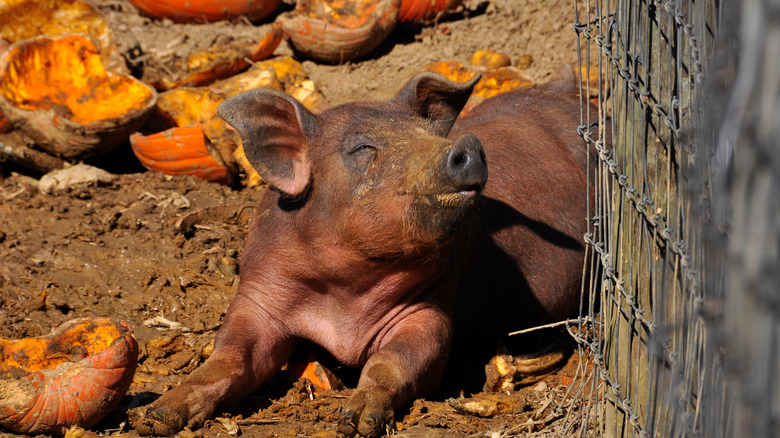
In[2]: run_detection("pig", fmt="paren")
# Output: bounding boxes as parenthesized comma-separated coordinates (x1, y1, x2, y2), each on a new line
(128, 70, 595, 437)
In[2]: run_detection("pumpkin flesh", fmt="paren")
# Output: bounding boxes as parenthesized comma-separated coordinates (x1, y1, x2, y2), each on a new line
(0, 36, 153, 125)
(0, 318, 139, 435)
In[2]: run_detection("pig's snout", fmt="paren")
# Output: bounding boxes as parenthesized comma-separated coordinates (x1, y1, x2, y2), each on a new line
(444, 133, 487, 192)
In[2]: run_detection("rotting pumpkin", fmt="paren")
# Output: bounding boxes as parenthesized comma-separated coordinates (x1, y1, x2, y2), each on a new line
(0, 318, 138, 435)
(140, 23, 283, 91)
(127, 0, 282, 23)
(0, 0, 127, 73)
(398, 0, 463, 23)
(130, 124, 233, 185)
(278, 0, 400, 63)
(0, 34, 157, 161)
(134, 56, 329, 186)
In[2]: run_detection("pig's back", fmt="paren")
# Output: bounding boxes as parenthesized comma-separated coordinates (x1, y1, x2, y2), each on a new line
(449, 82, 594, 342)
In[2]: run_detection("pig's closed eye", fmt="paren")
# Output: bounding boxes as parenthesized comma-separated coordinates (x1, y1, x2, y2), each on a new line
(350, 144, 377, 154)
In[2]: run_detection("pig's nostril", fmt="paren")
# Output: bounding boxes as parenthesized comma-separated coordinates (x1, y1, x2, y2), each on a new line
(451, 150, 466, 167)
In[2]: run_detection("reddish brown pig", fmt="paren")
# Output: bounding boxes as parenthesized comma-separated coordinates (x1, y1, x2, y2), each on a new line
(128, 71, 594, 437)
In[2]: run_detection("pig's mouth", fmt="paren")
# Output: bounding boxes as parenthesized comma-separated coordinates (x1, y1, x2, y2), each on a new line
(423, 190, 478, 207)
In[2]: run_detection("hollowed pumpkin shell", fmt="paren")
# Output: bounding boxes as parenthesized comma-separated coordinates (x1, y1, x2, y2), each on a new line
(399, 0, 462, 23)
(0, 34, 157, 160)
(130, 124, 232, 184)
(278, 0, 400, 63)
(0, 318, 139, 435)
(0, 0, 126, 73)
(128, 0, 282, 23)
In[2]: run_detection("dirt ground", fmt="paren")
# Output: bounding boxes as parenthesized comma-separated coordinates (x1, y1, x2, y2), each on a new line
(0, 0, 593, 436)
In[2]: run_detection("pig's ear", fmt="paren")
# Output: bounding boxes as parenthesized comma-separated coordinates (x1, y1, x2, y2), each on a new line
(394, 72, 481, 136)
(218, 89, 318, 197)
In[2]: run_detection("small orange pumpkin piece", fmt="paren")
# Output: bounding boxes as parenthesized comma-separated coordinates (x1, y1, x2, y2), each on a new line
(0, 318, 139, 435)
(278, 0, 400, 63)
(399, 0, 462, 23)
(469, 49, 512, 70)
(144, 23, 283, 91)
(128, 0, 282, 23)
(131, 124, 232, 184)
(0, 35, 157, 160)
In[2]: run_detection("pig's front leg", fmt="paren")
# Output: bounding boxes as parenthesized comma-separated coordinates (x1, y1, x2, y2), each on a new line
(129, 295, 296, 436)
(337, 307, 451, 438)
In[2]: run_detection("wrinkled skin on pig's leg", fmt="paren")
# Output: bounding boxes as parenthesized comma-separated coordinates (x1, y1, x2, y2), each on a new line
(337, 308, 451, 438)
(129, 296, 296, 436)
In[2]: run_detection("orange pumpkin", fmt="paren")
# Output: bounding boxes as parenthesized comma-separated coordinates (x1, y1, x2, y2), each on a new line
(128, 0, 282, 23)
(289, 359, 343, 396)
(143, 57, 329, 186)
(0, 35, 157, 160)
(424, 59, 533, 113)
(0, 0, 126, 73)
(0, 39, 6, 134)
(0, 113, 9, 134)
(278, 0, 400, 63)
(144, 23, 283, 90)
(399, 0, 462, 23)
(130, 124, 232, 184)
(0, 318, 138, 435)
(469, 49, 512, 70)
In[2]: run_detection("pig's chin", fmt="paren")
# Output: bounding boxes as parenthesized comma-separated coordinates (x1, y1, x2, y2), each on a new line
(407, 189, 481, 245)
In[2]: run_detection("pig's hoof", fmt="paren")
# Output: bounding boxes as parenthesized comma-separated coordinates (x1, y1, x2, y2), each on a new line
(336, 386, 394, 438)
(128, 400, 205, 436)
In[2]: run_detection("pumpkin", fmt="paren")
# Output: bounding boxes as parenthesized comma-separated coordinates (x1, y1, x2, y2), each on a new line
(0, 113, 9, 134)
(469, 49, 512, 70)
(278, 0, 400, 63)
(150, 87, 241, 175)
(424, 58, 533, 113)
(140, 56, 329, 186)
(0, 318, 138, 435)
(142, 23, 283, 91)
(127, 0, 282, 23)
(0, 39, 7, 134)
(289, 359, 343, 396)
(0, 35, 157, 161)
(0, 0, 126, 73)
(399, 0, 463, 23)
(130, 124, 232, 184)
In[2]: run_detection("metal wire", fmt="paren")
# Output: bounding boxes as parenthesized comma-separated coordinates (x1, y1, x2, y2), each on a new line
(565, 0, 752, 436)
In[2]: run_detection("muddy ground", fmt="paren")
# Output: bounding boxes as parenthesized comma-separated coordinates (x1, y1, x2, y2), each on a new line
(0, 0, 594, 436)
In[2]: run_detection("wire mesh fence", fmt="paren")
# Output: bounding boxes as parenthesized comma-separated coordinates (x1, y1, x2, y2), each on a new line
(565, 0, 780, 436)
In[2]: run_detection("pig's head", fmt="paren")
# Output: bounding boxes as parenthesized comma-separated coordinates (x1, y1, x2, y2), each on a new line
(217, 73, 487, 260)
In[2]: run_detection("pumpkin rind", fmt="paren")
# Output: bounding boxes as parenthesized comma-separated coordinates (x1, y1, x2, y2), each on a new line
(278, 0, 400, 63)
(0, 318, 139, 435)
(398, 0, 462, 23)
(144, 23, 283, 91)
(127, 0, 282, 23)
(0, 35, 157, 160)
(130, 124, 232, 184)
